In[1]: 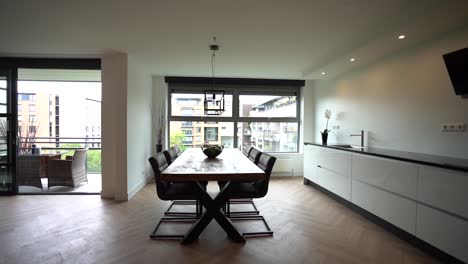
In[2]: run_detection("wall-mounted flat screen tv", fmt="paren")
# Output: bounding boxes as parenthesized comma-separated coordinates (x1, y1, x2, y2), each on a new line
(443, 47, 468, 95)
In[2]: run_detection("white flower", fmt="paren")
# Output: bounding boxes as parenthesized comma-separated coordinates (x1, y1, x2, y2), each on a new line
(324, 109, 331, 119)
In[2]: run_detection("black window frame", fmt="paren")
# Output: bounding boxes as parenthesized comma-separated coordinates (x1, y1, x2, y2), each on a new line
(166, 77, 303, 153)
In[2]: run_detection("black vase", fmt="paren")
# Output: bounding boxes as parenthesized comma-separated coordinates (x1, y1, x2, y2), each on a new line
(321, 133, 328, 145)
(156, 144, 163, 153)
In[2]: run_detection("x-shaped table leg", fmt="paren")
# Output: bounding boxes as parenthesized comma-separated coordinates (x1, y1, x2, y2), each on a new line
(181, 181, 245, 244)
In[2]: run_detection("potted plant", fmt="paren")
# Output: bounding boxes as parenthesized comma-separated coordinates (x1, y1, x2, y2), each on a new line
(321, 109, 331, 145)
(153, 101, 166, 153)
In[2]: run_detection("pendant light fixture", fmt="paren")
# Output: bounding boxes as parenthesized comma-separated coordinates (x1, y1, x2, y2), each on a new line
(204, 37, 225, 115)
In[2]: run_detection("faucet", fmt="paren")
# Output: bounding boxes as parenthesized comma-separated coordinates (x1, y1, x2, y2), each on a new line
(350, 130, 364, 148)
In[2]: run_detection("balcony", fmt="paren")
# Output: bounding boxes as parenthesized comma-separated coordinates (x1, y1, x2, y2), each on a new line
(181, 121, 193, 127)
(16, 137, 101, 194)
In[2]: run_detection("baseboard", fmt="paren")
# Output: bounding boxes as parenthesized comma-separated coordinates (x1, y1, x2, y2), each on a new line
(127, 174, 153, 200)
(303, 178, 464, 264)
(271, 171, 303, 177)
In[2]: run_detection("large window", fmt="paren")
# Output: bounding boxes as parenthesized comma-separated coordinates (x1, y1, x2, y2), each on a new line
(239, 95, 297, 118)
(169, 121, 234, 151)
(168, 82, 301, 153)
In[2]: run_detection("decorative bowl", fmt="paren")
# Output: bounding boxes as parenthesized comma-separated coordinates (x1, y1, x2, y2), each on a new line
(201, 144, 224, 159)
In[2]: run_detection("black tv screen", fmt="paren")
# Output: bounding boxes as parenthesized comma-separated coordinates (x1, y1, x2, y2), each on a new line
(443, 47, 468, 95)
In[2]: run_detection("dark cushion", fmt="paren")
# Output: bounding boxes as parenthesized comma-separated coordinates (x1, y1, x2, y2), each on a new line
(226, 182, 259, 199)
(163, 182, 206, 200)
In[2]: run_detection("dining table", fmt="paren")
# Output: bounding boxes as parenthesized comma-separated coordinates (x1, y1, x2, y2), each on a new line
(161, 147, 266, 244)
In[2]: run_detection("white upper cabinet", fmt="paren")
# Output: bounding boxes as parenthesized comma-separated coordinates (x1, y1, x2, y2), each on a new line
(352, 154, 418, 199)
(418, 166, 468, 219)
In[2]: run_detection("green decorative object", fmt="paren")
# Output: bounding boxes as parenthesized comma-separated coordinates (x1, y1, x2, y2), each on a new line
(201, 144, 224, 159)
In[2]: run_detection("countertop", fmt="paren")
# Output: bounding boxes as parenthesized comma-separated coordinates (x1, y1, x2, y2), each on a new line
(304, 142, 468, 173)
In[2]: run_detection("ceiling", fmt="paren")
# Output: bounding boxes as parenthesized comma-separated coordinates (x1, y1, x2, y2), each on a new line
(1, 0, 467, 79)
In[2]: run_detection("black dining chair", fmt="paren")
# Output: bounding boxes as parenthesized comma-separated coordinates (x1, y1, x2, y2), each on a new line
(163, 148, 179, 165)
(220, 146, 259, 215)
(173, 145, 182, 156)
(242, 146, 253, 157)
(148, 152, 204, 239)
(163, 148, 208, 217)
(248, 147, 262, 164)
(225, 153, 277, 237)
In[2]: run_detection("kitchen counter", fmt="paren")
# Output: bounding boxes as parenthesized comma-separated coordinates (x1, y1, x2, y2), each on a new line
(304, 142, 468, 173)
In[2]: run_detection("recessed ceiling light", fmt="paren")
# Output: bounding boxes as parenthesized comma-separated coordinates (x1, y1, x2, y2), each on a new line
(398, 35, 406, 39)
(350, 58, 356, 62)
(321, 72, 326, 75)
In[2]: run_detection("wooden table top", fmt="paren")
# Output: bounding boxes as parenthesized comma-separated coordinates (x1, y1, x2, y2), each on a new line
(161, 148, 266, 182)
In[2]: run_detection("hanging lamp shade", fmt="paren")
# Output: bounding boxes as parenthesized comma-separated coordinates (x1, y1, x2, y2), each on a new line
(204, 37, 225, 116)
(204, 90, 225, 115)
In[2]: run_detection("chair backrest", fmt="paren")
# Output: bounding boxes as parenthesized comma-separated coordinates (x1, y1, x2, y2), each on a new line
(72, 149, 87, 164)
(163, 148, 178, 165)
(242, 146, 253, 157)
(173, 145, 181, 156)
(148, 152, 170, 199)
(248, 148, 261, 164)
(254, 153, 277, 197)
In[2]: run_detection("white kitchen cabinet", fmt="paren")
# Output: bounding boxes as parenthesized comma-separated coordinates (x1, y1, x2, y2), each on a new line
(303, 145, 319, 183)
(352, 180, 417, 234)
(317, 167, 351, 200)
(416, 204, 468, 263)
(317, 148, 351, 177)
(303, 144, 468, 261)
(352, 154, 418, 199)
(418, 166, 468, 219)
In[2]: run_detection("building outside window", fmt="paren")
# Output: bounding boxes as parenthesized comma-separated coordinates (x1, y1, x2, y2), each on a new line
(204, 127, 218, 142)
(18, 93, 36, 101)
(28, 104, 36, 112)
(168, 84, 300, 153)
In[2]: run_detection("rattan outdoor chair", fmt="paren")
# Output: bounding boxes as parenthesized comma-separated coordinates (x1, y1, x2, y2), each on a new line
(48, 149, 88, 189)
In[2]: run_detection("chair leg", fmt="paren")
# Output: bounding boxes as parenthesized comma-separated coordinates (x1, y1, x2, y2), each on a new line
(229, 215, 274, 237)
(225, 199, 260, 216)
(149, 217, 197, 240)
(164, 200, 200, 217)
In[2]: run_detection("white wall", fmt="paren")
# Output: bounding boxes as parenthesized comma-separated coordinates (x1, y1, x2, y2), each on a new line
(302, 80, 315, 144)
(126, 56, 154, 199)
(312, 27, 468, 159)
(101, 53, 128, 200)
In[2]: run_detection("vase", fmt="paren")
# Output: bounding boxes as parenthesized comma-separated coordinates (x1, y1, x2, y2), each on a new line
(156, 144, 163, 153)
(321, 133, 328, 145)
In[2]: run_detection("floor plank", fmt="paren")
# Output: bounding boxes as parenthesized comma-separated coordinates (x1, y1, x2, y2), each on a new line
(0, 177, 439, 264)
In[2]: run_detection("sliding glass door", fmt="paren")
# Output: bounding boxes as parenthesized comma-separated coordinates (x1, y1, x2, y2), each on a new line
(0, 69, 17, 194)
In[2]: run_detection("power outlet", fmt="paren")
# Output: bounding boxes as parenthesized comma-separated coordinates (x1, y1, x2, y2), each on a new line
(332, 125, 340, 130)
(441, 123, 466, 132)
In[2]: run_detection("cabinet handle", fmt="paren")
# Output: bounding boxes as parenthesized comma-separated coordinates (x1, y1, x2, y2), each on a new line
(317, 165, 322, 168)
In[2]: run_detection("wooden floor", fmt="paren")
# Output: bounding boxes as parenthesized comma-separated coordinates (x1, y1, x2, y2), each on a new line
(0, 177, 439, 264)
